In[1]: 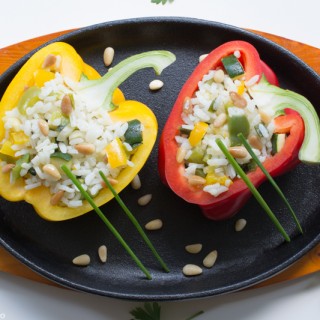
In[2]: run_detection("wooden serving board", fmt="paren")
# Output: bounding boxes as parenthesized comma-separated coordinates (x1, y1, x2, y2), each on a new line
(0, 29, 319, 289)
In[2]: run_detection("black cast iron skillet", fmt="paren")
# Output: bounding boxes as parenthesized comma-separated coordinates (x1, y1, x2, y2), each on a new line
(0, 17, 319, 301)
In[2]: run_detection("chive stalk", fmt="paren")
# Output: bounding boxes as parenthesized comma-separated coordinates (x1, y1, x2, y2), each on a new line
(215, 138, 290, 242)
(61, 165, 152, 280)
(238, 133, 303, 234)
(99, 171, 169, 273)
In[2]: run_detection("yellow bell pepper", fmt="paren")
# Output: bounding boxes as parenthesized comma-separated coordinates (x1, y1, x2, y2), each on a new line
(105, 138, 128, 168)
(188, 121, 209, 147)
(0, 42, 168, 221)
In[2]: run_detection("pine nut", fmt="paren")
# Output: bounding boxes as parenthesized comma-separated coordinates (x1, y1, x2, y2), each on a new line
(101, 178, 118, 188)
(149, 79, 164, 91)
(145, 219, 163, 231)
(185, 243, 203, 254)
(213, 69, 225, 83)
(230, 91, 247, 108)
(187, 175, 206, 187)
(138, 194, 152, 206)
(203, 250, 218, 268)
(38, 119, 49, 136)
(61, 94, 73, 116)
(43, 164, 61, 180)
(248, 135, 263, 150)
(50, 190, 65, 206)
(176, 147, 187, 163)
(182, 264, 203, 276)
(199, 54, 208, 63)
(103, 47, 115, 66)
(98, 245, 107, 263)
(228, 146, 248, 159)
(72, 254, 90, 266)
(75, 143, 95, 155)
(2, 163, 15, 173)
(42, 54, 57, 69)
(131, 174, 141, 190)
(183, 97, 193, 114)
(213, 113, 227, 128)
(235, 218, 247, 232)
(259, 110, 272, 124)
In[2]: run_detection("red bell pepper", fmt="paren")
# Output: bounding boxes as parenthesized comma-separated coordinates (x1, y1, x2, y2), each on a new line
(158, 40, 305, 220)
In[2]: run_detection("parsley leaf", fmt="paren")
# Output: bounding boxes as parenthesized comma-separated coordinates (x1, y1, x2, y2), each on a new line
(151, 0, 174, 5)
(130, 302, 161, 320)
(130, 302, 204, 320)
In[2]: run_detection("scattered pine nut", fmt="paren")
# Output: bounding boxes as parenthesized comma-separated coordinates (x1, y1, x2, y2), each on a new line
(248, 135, 263, 150)
(2, 163, 15, 173)
(176, 146, 187, 163)
(72, 254, 90, 266)
(42, 54, 57, 69)
(185, 243, 203, 254)
(149, 79, 164, 91)
(75, 143, 95, 155)
(145, 219, 163, 231)
(98, 245, 108, 263)
(138, 194, 152, 206)
(61, 94, 73, 116)
(182, 264, 203, 276)
(101, 178, 118, 188)
(131, 174, 141, 190)
(43, 164, 61, 180)
(228, 146, 248, 159)
(203, 250, 218, 268)
(103, 47, 115, 66)
(199, 54, 208, 63)
(50, 190, 65, 206)
(235, 218, 247, 232)
(38, 119, 49, 136)
(187, 175, 206, 187)
(230, 91, 247, 108)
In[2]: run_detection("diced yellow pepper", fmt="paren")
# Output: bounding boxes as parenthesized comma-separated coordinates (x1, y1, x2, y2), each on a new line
(0, 140, 16, 157)
(33, 69, 55, 87)
(205, 173, 231, 186)
(105, 138, 128, 168)
(188, 121, 208, 147)
(10, 131, 29, 145)
(237, 81, 245, 95)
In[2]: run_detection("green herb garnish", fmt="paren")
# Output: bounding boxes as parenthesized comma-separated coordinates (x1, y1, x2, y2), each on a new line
(237, 133, 303, 234)
(61, 165, 152, 280)
(99, 171, 169, 273)
(130, 302, 204, 320)
(215, 138, 291, 242)
(151, 0, 174, 4)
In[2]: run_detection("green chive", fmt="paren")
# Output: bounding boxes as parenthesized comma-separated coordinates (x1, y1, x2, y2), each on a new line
(61, 165, 152, 280)
(99, 171, 169, 273)
(215, 138, 290, 242)
(237, 133, 303, 234)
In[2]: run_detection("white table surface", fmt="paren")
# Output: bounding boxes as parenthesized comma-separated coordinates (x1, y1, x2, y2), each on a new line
(0, 0, 319, 319)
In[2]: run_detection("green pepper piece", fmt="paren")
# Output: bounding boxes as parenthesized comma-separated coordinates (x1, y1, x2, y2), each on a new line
(228, 115, 250, 146)
(221, 55, 244, 79)
(17, 87, 41, 115)
(187, 146, 205, 164)
(124, 119, 143, 148)
(11, 153, 30, 181)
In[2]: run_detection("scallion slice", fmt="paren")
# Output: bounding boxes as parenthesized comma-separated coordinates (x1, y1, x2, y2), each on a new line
(215, 138, 290, 242)
(61, 165, 152, 280)
(237, 133, 303, 234)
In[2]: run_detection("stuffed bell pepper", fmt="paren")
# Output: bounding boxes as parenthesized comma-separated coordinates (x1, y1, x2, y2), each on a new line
(0, 42, 175, 221)
(159, 40, 320, 220)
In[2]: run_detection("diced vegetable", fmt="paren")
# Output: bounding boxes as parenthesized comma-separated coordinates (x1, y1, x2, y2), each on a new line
(11, 153, 30, 181)
(124, 119, 143, 148)
(228, 114, 250, 146)
(17, 86, 41, 115)
(188, 122, 208, 147)
(221, 54, 244, 79)
(106, 138, 128, 168)
(271, 133, 286, 155)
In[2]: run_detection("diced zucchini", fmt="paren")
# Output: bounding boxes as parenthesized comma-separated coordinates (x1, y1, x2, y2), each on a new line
(228, 114, 250, 146)
(179, 126, 192, 137)
(124, 119, 143, 148)
(221, 55, 244, 79)
(271, 133, 286, 155)
(17, 87, 41, 115)
(11, 153, 30, 181)
(50, 152, 72, 162)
